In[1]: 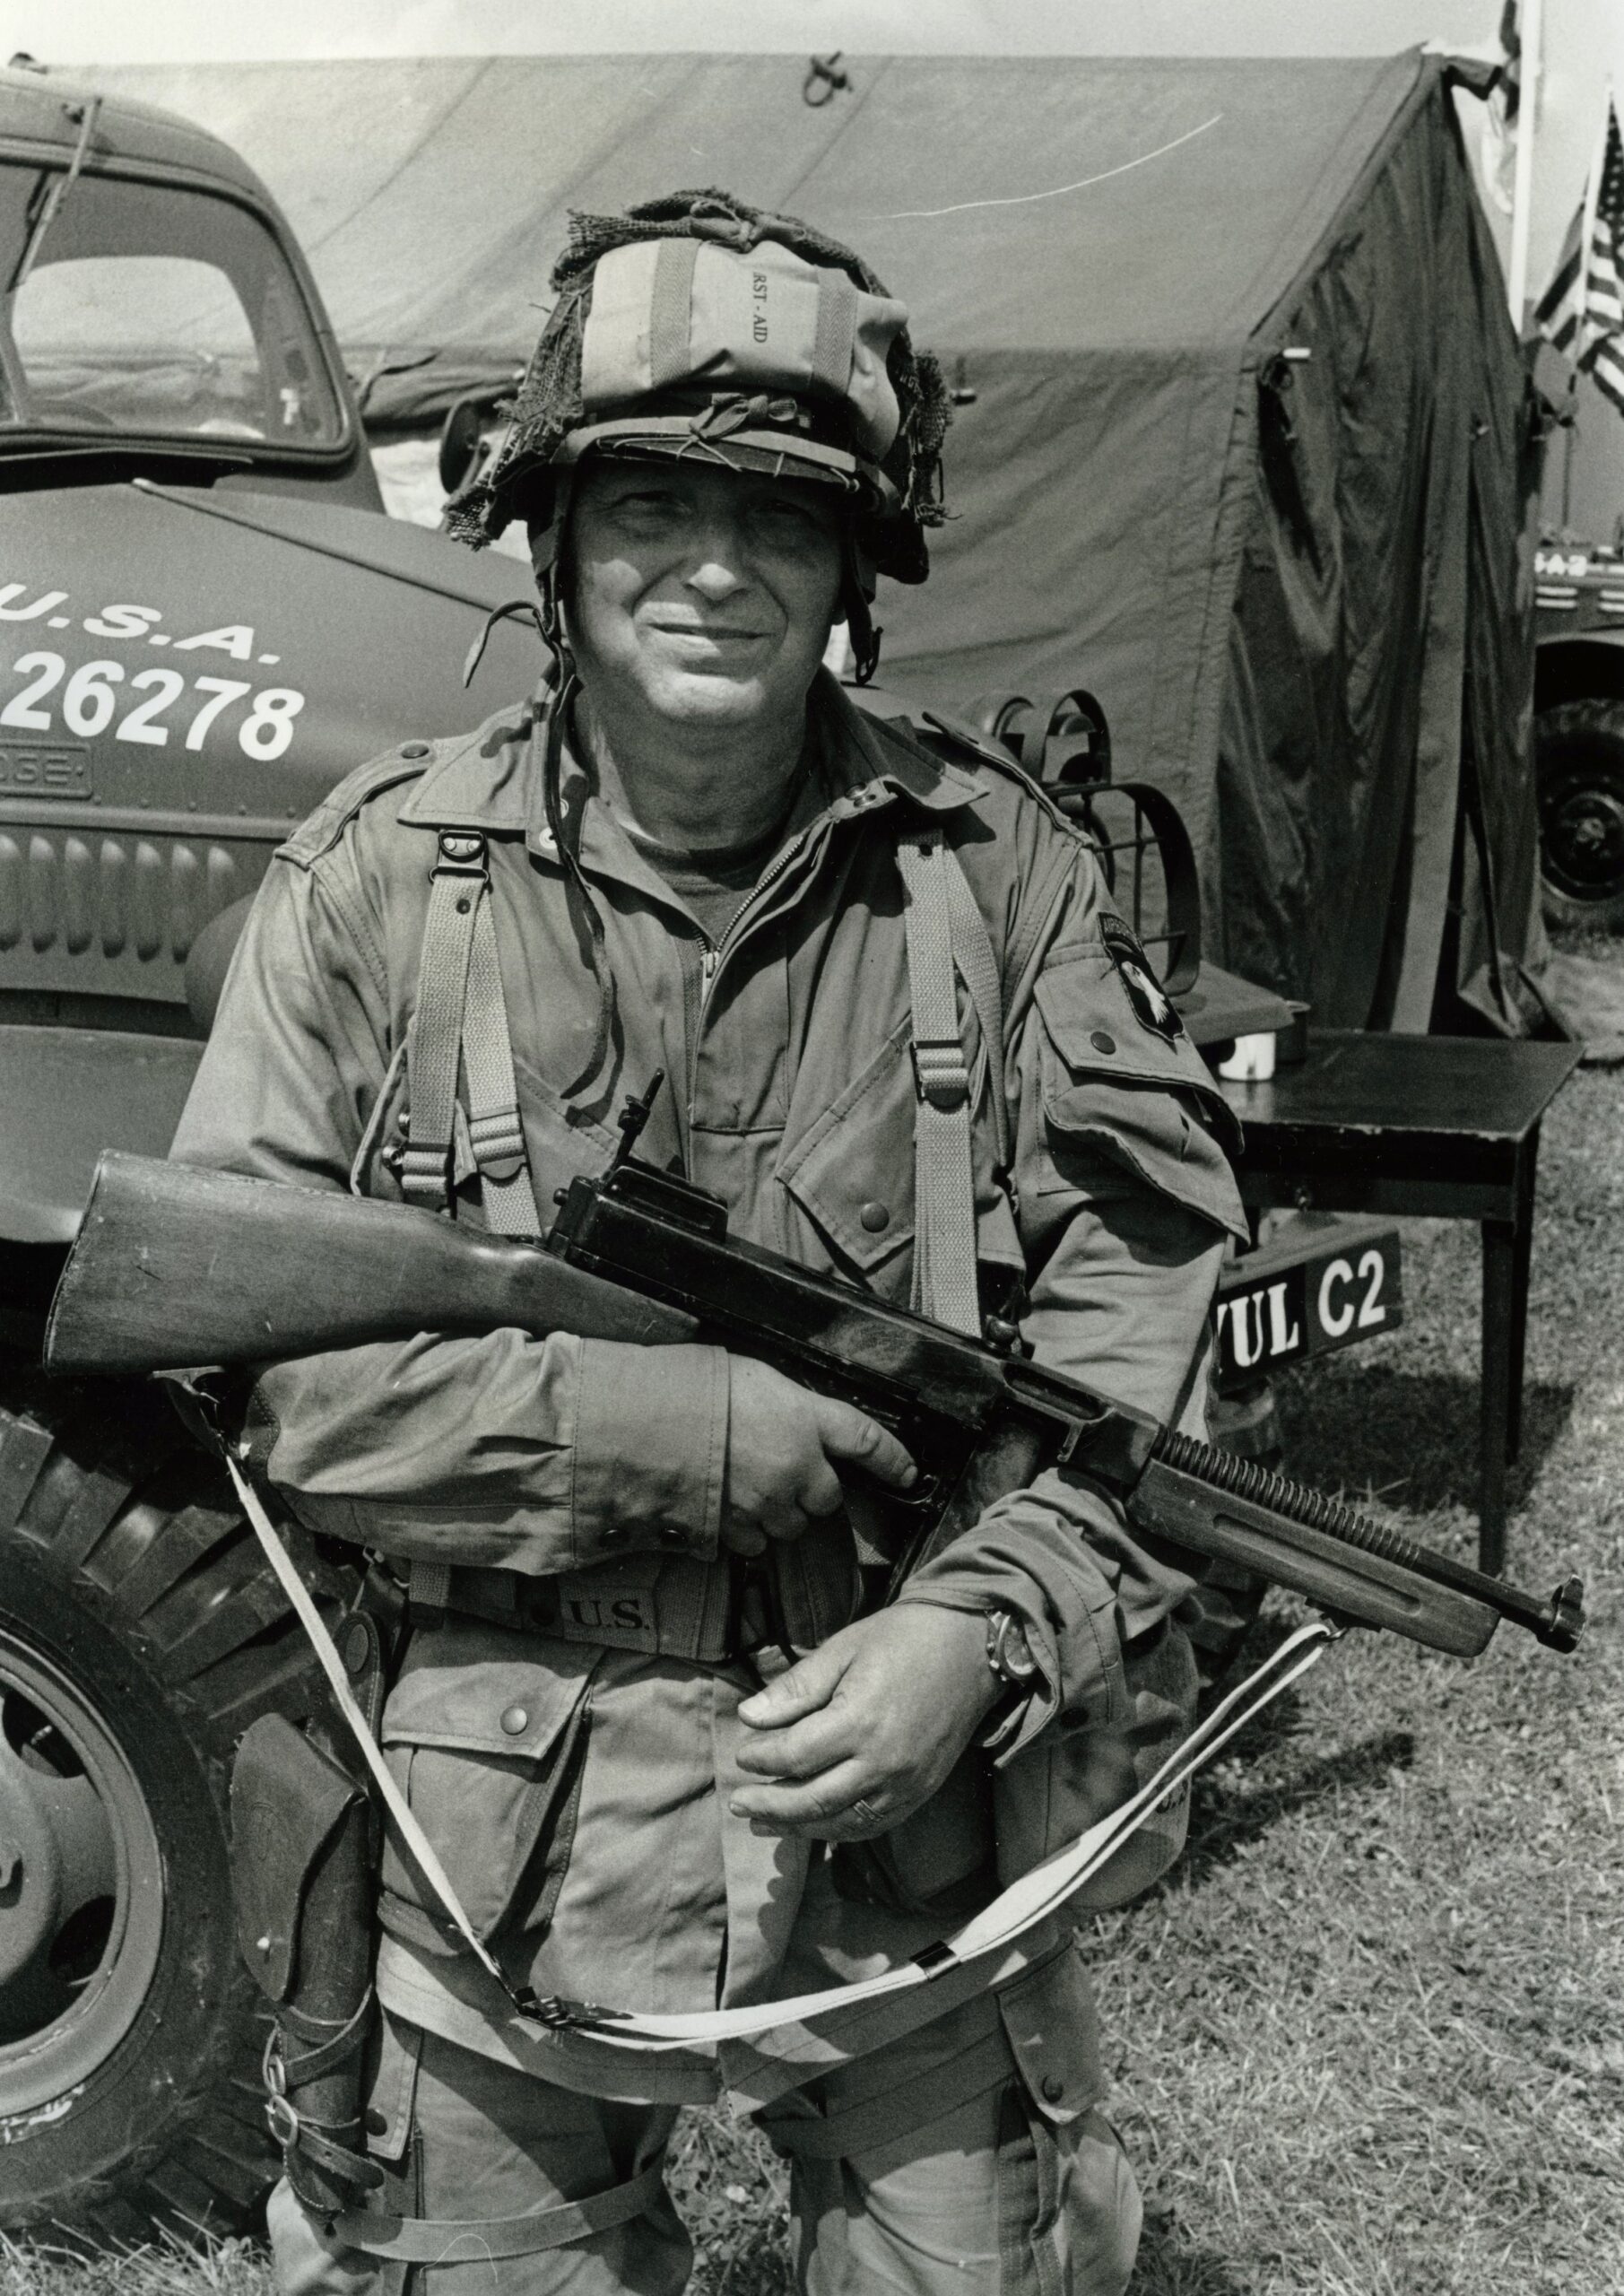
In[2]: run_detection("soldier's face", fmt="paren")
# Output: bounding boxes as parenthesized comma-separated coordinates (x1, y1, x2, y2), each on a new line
(565, 459, 844, 736)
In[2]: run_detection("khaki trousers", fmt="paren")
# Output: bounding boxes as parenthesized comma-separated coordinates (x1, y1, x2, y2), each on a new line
(267, 2012, 1142, 2296)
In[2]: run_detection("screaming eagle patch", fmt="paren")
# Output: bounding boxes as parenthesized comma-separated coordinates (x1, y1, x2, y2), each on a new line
(1100, 913, 1184, 1042)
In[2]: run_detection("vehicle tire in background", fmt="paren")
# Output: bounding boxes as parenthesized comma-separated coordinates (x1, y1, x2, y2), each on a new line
(0, 1383, 322, 2237)
(1179, 1378, 1277, 1692)
(1536, 699, 1624, 930)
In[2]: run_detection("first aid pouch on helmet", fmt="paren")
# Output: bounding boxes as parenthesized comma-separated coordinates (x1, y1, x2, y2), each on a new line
(578, 237, 907, 459)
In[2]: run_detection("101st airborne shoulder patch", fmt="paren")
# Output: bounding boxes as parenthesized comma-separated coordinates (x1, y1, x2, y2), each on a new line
(1099, 912, 1184, 1042)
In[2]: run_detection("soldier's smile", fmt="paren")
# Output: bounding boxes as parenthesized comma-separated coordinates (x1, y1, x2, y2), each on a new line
(566, 460, 843, 733)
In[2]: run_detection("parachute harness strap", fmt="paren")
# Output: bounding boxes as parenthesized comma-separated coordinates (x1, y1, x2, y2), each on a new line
(333, 2162, 666, 2264)
(895, 823, 1008, 1336)
(403, 826, 542, 1239)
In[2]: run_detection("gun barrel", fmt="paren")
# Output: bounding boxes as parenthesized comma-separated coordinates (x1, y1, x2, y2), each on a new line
(1145, 1431, 1585, 1653)
(45, 1152, 698, 1374)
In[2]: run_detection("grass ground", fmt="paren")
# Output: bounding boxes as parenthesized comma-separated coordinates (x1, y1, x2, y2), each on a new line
(5, 954, 1620, 2296)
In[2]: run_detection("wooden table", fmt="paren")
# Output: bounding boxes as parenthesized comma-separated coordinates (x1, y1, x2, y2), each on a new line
(1216, 1031, 1584, 1573)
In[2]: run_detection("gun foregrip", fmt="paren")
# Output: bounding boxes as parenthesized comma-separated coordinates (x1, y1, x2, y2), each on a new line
(1127, 1456, 1498, 1657)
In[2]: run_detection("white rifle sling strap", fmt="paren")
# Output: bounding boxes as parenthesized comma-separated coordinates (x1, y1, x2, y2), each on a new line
(228, 1437, 1337, 2052)
(894, 823, 1008, 1335)
(225, 1455, 526, 2013)
(401, 828, 542, 1617)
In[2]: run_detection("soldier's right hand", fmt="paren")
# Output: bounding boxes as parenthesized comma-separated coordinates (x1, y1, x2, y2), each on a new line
(721, 1356, 916, 1555)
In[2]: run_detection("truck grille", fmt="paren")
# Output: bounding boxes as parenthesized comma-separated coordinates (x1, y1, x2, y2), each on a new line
(0, 826, 272, 999)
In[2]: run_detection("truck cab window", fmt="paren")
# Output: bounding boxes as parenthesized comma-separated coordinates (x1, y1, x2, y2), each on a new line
(0, 161, 343, 449)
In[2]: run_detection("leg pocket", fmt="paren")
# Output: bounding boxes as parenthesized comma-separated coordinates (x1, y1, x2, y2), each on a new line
(994, 2094, 1142, 2296)
(378, 1630, 596, 1949)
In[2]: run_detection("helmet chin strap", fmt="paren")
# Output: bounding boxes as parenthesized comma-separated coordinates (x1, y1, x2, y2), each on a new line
(528, 486, 576, 686)
(841, 531, 882, 685)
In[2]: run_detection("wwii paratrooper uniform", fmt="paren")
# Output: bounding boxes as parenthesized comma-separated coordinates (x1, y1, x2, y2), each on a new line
(171, 194, 1246, 2293)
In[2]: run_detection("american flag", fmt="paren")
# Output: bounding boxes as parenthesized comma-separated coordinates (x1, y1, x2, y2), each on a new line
(1534, 98, 1624, 414)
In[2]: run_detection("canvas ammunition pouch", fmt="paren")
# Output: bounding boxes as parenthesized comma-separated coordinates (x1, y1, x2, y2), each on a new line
(231, 1713, 381, 2214)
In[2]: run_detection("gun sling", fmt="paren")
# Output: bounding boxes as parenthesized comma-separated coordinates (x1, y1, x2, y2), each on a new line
(225, 1448, 1333, 2051)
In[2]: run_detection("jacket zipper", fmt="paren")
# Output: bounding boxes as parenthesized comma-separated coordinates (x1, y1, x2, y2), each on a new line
(682, 839, 803, 1138)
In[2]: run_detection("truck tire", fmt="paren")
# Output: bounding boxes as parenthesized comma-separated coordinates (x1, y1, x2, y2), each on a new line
(1536, 699, 1624, 930)
(0, 1381, 326, 2237)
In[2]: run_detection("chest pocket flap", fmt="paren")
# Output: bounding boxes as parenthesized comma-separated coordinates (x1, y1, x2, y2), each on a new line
(1033, 950, 1246, 1242)
(777, 1018, 917, 1274)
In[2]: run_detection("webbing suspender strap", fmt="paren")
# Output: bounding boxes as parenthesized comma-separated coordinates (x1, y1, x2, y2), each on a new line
(400, 830, 542, 1618)
(895, 824, 1008, 1336)
(942, 848, 1011, 1178)
(398, 837, 481, 1213)
(464, 898, 543, 1237)
(401, 829, 542, 1239)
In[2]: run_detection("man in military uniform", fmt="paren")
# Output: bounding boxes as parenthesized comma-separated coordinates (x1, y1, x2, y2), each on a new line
(173, 191, 1246, 2292)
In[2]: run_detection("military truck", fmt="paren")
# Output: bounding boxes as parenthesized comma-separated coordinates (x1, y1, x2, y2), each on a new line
(0, 62, 548, 2233)
(1533, 538, 1624, 928)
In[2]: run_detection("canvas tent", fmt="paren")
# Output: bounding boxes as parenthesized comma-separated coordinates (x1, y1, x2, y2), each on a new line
(95, 48, 1546, 1034)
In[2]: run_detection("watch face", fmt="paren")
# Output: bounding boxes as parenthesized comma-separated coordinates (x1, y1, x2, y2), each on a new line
(987, 1610, 1039, 1685)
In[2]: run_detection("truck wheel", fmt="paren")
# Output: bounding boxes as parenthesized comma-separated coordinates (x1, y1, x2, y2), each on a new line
(1537, 699, 1624, 929)
(0, 1385, 325, 2237)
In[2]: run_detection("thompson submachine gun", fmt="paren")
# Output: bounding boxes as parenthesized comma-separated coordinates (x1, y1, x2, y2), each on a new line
(45, 1095, 1585, 1663)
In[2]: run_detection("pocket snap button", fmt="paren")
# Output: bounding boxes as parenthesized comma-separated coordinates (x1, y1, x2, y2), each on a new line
(500, 1705, 530, 1736)
(859, 1200, 890, 1232)
(1040, 2074, 1065, 2103)
(1090, 1031, 1116, 1056)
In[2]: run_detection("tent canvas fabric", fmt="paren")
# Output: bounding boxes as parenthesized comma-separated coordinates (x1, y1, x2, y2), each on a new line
(93, 49, 1546, 1033)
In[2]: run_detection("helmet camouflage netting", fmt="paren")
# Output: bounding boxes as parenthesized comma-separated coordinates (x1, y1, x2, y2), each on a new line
(447, 187, 951, 586)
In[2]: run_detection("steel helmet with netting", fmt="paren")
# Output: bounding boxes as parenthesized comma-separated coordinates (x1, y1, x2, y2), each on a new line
(447, 188, 951, 679)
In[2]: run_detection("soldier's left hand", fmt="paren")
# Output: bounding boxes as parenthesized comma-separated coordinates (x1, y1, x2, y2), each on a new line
(728, 1605, 1002, 1839)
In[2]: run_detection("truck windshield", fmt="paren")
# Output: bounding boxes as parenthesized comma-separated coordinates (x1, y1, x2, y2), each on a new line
(0, 161, 343, 449)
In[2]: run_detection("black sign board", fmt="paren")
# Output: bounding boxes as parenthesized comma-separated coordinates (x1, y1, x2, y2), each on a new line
(1215, 1218, 1403, 1391)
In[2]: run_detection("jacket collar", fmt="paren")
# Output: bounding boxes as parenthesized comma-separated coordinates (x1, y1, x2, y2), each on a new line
(394, 669, 990, 844)
(395, 697, 542, 832)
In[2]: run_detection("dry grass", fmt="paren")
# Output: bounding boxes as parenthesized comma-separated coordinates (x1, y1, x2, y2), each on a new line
(6, 945, 1621, 2296)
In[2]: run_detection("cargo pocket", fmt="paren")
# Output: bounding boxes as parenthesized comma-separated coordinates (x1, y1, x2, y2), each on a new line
(995, 1944, 1140, 2294)
(994, 2087, 1142, 2296)
(992, 1617, 1198, 1909)
(1032, 951, 1246, 1242)
(378, 1622, 598, 1955)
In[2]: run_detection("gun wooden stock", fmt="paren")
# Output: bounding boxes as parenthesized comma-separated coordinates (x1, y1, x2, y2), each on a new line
(45, 1152, 699, 1374)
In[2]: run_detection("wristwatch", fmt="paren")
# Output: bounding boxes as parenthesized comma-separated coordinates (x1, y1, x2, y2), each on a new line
(985, 1607, 1041, 1692)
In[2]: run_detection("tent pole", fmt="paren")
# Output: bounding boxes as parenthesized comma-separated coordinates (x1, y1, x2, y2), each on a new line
(1507, 0, 1544, 326)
